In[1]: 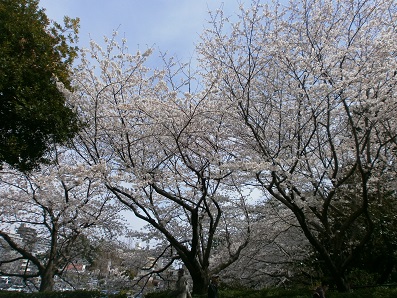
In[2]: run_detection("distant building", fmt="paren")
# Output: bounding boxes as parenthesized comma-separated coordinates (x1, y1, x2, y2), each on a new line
(16, 224, 37, 248)
(65, 263, 86, 273)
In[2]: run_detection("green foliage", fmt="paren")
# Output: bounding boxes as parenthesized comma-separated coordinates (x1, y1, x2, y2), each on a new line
(144, 290, 172, 298)
(144, 288, 313, 298)
(354, 192, 397, 284)
(300, 176, 397, 287)
(0, 290, 127, 298)
(145, 286, 397, 298)
(347, 268, 379, 288)
(0, 0, 80, 171)
(327, 287, 397, 298)
(1, 287, 396, 298)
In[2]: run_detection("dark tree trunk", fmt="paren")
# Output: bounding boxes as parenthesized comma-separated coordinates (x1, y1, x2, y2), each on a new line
(331, 271, 350, 292)
(377, 261, 395, 285)
(189, 267, 210, 295)
(39, 264, 55, 292)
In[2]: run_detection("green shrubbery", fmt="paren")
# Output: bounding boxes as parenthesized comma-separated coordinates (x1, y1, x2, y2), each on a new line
(144, 286, 397, 298)
(1, 287, 397, 298)
(0, 290, 127, 298)
(327, 287, 397, 298)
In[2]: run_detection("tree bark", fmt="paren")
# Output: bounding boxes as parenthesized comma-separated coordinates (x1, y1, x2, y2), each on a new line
(189, 267, 209, 295)
(39, 263, 55, 292)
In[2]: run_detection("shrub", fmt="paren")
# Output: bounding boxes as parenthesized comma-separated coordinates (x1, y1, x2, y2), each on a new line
(0, 290, 127, 298)
(9, 286, 395, 298)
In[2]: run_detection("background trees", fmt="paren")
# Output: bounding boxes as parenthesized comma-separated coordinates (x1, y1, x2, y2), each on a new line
(0, 0, 79, 171)
(0, 148, 122, 292)
(222, 199, 310, 288)
(198, 0, 397, 291)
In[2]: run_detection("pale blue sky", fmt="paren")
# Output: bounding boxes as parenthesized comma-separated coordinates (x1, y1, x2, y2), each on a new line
(39, 0, 247, 61)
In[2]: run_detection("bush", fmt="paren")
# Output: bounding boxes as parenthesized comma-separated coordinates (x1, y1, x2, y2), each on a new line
(326, 287, 397, 298)
(146, 286, 397, 297)
(0, 290, 127, 298)
(4, 286, 396, 298)
(144, 291, 172, 298)
(144, 288, 312, 298)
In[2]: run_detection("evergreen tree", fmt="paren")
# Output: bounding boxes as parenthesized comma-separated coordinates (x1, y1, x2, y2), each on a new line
(0, 0, 79, 171)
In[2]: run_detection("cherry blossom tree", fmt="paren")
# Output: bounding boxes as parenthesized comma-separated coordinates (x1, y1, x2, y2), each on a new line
(70, 34, 252, 294)
(0, 148, 122, 292)
(198, 0, 397, 291)
(222, 198, 311, 288)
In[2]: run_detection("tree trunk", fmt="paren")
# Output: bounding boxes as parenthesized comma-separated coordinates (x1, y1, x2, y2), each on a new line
(190, 268, 209, 295)
(39, 264, 55, 292)
(331, 271, 350, 292)
(376, 260, 395, 285)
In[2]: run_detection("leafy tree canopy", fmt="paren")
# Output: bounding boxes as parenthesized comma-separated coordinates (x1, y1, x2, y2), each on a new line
(0, 0, 80, 171)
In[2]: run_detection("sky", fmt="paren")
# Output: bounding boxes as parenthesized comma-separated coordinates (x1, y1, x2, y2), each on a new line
(38, 0, 248, 62)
